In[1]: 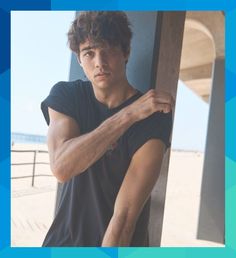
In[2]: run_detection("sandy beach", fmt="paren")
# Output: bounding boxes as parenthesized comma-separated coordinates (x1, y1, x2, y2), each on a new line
(11, 143, 57, 247)
(11, 143, 224, 247)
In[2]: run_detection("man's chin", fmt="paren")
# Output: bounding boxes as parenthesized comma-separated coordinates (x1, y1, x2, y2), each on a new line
(93, 81, 111, 90)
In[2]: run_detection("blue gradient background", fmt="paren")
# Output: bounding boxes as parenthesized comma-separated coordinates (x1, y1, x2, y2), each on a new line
(0, 0, 235, 257)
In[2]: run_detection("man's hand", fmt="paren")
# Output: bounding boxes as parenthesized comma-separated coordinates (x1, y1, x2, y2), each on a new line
(125, 89, 174, 122)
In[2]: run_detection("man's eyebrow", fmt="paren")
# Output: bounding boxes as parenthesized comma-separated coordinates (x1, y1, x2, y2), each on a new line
(80, 45, 97, 52)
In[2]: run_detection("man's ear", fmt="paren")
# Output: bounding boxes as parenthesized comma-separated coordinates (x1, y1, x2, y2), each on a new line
(125, 47, 131, 63)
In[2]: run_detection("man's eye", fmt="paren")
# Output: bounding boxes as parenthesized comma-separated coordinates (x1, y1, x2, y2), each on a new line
(84, 51, 93, 57)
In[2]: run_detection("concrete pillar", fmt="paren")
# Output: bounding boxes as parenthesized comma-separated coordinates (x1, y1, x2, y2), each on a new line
(148, 12, 186, 246)
(197, 57, 225, 244)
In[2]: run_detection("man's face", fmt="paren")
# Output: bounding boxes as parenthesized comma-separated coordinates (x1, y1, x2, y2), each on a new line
(78, 40, 129, 90)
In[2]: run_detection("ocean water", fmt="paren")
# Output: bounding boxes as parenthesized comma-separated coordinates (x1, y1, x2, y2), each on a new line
(11, 132, 46, 144)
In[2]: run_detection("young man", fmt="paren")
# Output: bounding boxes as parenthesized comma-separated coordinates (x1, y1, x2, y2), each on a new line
(41, 11, 173, 247)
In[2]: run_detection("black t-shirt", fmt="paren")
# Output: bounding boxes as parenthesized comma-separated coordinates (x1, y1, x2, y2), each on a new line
(41, 79, 172, 247)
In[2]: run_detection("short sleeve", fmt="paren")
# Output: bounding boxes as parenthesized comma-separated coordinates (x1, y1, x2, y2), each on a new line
(127, 111, 172, 158)
(41, 81, 77, 125)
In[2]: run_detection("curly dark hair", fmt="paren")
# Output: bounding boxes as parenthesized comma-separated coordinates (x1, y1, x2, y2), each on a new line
(67, 11, 132, 56)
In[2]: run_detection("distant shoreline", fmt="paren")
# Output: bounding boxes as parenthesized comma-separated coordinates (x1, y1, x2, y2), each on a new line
(11, 132, 47, 144)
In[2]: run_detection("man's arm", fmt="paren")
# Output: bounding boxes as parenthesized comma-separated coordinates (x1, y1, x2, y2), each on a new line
(101, 139, 165, 246)
(47, 89, 172, 183)
(47, 107, 135, 182)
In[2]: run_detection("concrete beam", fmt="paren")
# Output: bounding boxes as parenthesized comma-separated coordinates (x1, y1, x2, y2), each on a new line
(180, 63, 212, 81)
(186, 12, 224, 58)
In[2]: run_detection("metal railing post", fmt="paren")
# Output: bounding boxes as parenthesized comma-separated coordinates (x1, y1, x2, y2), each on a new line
(31, 150, 37, 187)
(11, 149, 50, 184)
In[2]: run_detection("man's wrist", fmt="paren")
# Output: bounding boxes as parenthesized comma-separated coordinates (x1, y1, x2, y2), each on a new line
(121, 106, 138, 125)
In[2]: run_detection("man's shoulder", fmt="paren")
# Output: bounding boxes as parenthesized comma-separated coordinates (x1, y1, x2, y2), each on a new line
(126, 111, 172, 143)
(52, 79, 89, 89)
(132, 111, 172, 130)
(49, 79, 91, 96)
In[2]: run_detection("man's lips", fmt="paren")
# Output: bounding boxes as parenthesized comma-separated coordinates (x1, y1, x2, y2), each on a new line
(95, 72, 110, 77)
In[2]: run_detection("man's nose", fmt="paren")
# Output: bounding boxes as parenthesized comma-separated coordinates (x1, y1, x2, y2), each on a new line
(95, 52, 108, 68)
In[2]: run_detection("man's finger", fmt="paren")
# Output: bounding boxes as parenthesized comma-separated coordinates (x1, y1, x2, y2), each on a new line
(154, 103, 172, 113)
(155, 91, 175, 108)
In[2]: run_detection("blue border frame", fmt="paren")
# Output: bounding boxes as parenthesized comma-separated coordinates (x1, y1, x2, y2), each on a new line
(1, 1, 235, 257)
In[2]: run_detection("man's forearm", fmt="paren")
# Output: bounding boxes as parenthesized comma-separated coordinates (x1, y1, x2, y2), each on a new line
(101, 214, 135, 247)
(52, 107, 136, 182)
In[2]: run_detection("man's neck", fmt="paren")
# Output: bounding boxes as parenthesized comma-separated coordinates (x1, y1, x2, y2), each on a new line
(92, 80, 137, 109)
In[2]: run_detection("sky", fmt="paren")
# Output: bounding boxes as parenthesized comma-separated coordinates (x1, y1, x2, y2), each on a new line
(11, 11, 209, 152)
